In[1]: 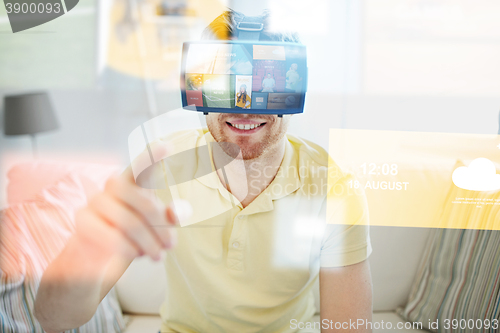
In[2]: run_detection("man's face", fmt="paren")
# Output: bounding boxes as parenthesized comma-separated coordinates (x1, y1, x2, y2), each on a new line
(206, 113, 289, 160)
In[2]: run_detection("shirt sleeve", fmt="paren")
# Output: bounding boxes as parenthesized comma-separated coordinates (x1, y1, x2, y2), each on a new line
(319, 173, 372, 267)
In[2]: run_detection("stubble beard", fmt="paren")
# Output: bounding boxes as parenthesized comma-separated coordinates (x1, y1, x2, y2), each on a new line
(207, 121, 286, 161)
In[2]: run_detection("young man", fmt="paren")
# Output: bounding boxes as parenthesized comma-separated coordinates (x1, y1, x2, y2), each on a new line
(35, 10, 372, 333)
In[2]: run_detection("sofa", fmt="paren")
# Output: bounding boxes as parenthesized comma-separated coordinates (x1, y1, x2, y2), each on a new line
(1, 151, 498, 332)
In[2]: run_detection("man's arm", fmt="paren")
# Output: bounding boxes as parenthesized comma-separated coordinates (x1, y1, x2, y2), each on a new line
(319, 260, 373, 333)
(35, 144, 180, 332)
(35, 234, 134, 333)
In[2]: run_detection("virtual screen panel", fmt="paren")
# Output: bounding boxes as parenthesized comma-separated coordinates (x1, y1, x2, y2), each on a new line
(183, 43, 306, 111)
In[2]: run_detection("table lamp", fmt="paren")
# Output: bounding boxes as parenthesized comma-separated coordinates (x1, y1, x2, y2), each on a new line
(3, 92, 59, 158)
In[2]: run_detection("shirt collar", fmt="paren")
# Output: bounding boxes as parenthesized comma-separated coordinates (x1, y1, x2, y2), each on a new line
(194, 132, 243, 209)
(266, 138, 302, 200)
(243, 138, 302, 215)
(195, 131, 303, 214)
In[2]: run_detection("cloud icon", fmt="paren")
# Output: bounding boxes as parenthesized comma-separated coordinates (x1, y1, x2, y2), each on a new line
(452, 158, 500, 191)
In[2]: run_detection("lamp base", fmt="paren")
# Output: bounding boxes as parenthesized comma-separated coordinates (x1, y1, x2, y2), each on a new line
(30, 134, 38, 159)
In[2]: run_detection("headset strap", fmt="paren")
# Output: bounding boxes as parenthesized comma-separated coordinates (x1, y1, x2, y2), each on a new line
(236, 16, 264, 41)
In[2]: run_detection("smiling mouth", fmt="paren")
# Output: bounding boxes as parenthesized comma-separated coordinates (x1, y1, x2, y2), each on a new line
(226, 122, 266, 131)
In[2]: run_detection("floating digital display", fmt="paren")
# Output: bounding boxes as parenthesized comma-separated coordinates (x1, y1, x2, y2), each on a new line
(181, 41, 307, 115)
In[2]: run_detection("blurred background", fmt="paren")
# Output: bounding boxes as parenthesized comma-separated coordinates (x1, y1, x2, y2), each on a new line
(1, 0, 500, 207)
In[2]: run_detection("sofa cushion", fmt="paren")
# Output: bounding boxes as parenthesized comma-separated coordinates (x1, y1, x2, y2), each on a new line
(0, 172, 126, 332)
(6, 161, 120, 205)
(372, 312, 427, 332)
(397, 181, 500, 332)
(122, 314, 163, 333)
(290, 313, 426, 332)
(122, 312, 426, 333)
(116, 255, 168, 315)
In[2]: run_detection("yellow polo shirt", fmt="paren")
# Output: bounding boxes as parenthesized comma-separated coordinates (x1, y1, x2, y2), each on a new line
(154, 129, 371, 333)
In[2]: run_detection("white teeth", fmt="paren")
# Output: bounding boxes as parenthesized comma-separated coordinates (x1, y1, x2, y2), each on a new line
(230, 123, 262, 130)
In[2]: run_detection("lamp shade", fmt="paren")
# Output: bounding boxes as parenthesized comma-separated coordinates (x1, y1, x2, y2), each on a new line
(3, 92, 59, 136)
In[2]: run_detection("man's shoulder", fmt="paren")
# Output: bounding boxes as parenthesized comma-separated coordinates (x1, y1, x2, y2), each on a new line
(286, 134, 327, 166)
(285, 134, 352, 189)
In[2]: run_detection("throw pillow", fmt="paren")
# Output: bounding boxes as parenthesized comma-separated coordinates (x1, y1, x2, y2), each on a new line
(397, 178, 500, 332)
(0, 173, 126, 333)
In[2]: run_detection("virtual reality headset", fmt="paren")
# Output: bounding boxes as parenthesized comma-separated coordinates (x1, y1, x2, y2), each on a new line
(180, 18, 307, 116)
